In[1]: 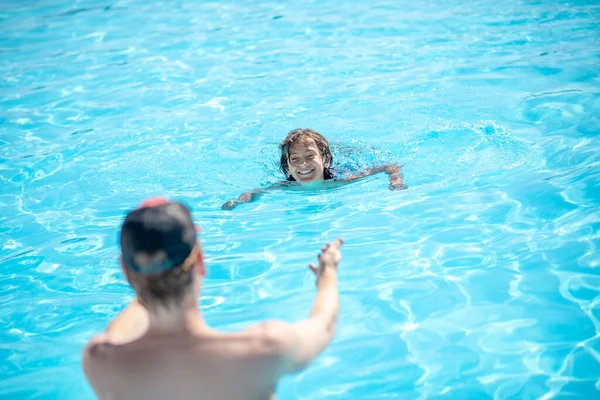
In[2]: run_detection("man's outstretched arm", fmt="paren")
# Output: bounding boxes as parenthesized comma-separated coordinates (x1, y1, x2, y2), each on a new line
(260, 239, 343, 375)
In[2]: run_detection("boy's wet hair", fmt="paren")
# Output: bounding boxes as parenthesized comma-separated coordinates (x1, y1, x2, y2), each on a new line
(279, 128, 335, 180)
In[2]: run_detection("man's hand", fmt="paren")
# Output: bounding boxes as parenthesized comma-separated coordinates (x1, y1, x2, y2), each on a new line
(309, 239, 343, 286)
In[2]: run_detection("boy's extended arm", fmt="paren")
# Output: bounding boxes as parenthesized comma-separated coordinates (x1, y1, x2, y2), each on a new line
(221, 184, 286, 210)
(342, 163, 407, 190)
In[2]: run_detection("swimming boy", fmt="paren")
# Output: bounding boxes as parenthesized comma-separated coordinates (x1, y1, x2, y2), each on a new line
(222, 128, 406, 210)
(82, 197, 343, 400)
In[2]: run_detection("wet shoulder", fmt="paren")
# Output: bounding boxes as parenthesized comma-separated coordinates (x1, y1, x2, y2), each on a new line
(83, 334, 115, 362)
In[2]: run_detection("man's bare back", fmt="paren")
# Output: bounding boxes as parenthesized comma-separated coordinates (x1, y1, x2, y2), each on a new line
(84, 320, 293, 399)
(82, 198, 343, 400)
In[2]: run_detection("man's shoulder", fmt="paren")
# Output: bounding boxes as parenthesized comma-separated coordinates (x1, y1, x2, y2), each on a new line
(82, 333, 119, 394)
(81, 321, 298, 365)
(233, 320, 297, 377)
(82, 334, 115, 366)
(240, 320, 297, 354)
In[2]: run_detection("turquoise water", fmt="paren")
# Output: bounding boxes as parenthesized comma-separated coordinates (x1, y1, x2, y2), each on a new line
(1, 0, 600, 398)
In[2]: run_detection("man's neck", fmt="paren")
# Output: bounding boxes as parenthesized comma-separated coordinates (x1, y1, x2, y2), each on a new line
(146, 296, 208, 335)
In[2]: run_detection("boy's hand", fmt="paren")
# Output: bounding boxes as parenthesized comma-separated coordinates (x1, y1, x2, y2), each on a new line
(222, 192, 254, 210)
(238, 192, 252, 202)
(385, 164, 401, 175)
(386, 164, 407, 190)
(389, 178, 408, 190)
(221, 200, 238, 210)
(309, 239, 343, 286)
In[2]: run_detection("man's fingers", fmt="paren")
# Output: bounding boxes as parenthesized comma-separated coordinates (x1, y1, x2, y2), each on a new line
(309, 264, 318, 275)
(319, 239, 344, 254)
(331, 238, 344, 249)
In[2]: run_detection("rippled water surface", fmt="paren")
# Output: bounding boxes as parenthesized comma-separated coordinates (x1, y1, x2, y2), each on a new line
(1, 0, 600, 399)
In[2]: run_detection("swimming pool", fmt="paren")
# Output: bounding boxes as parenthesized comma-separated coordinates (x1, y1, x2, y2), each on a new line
(1, 0, 599, 398)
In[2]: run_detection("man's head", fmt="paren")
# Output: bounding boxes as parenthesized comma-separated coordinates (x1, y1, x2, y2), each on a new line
(120, 198, 204, 310)
(279, 128, 334, 183)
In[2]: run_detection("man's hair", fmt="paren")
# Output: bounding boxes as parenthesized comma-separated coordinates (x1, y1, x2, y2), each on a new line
(125, 246, 198, 310)
(279, 128, 334, 180)
(120, 200, 199, 310)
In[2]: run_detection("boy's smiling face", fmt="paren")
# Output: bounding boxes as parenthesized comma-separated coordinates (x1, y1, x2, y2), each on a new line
(287, 138, 328, 183)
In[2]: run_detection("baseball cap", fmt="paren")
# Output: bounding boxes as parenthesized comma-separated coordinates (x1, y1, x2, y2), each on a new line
(120, 197, 198, 274)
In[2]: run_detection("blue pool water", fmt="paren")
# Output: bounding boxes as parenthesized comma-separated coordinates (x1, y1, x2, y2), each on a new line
(1, 0, 600, 398)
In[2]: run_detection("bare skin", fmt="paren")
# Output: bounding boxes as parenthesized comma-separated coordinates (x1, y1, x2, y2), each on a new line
(222, 140, 406, 210)
(82, 239, 343, 400)
(341, 163, 407, 190)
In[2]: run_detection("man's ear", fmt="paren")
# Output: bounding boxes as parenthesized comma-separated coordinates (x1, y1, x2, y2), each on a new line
(120, 256, 126, 275)
(120, 256, 133, 283)
(195, 248, 206, 277)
